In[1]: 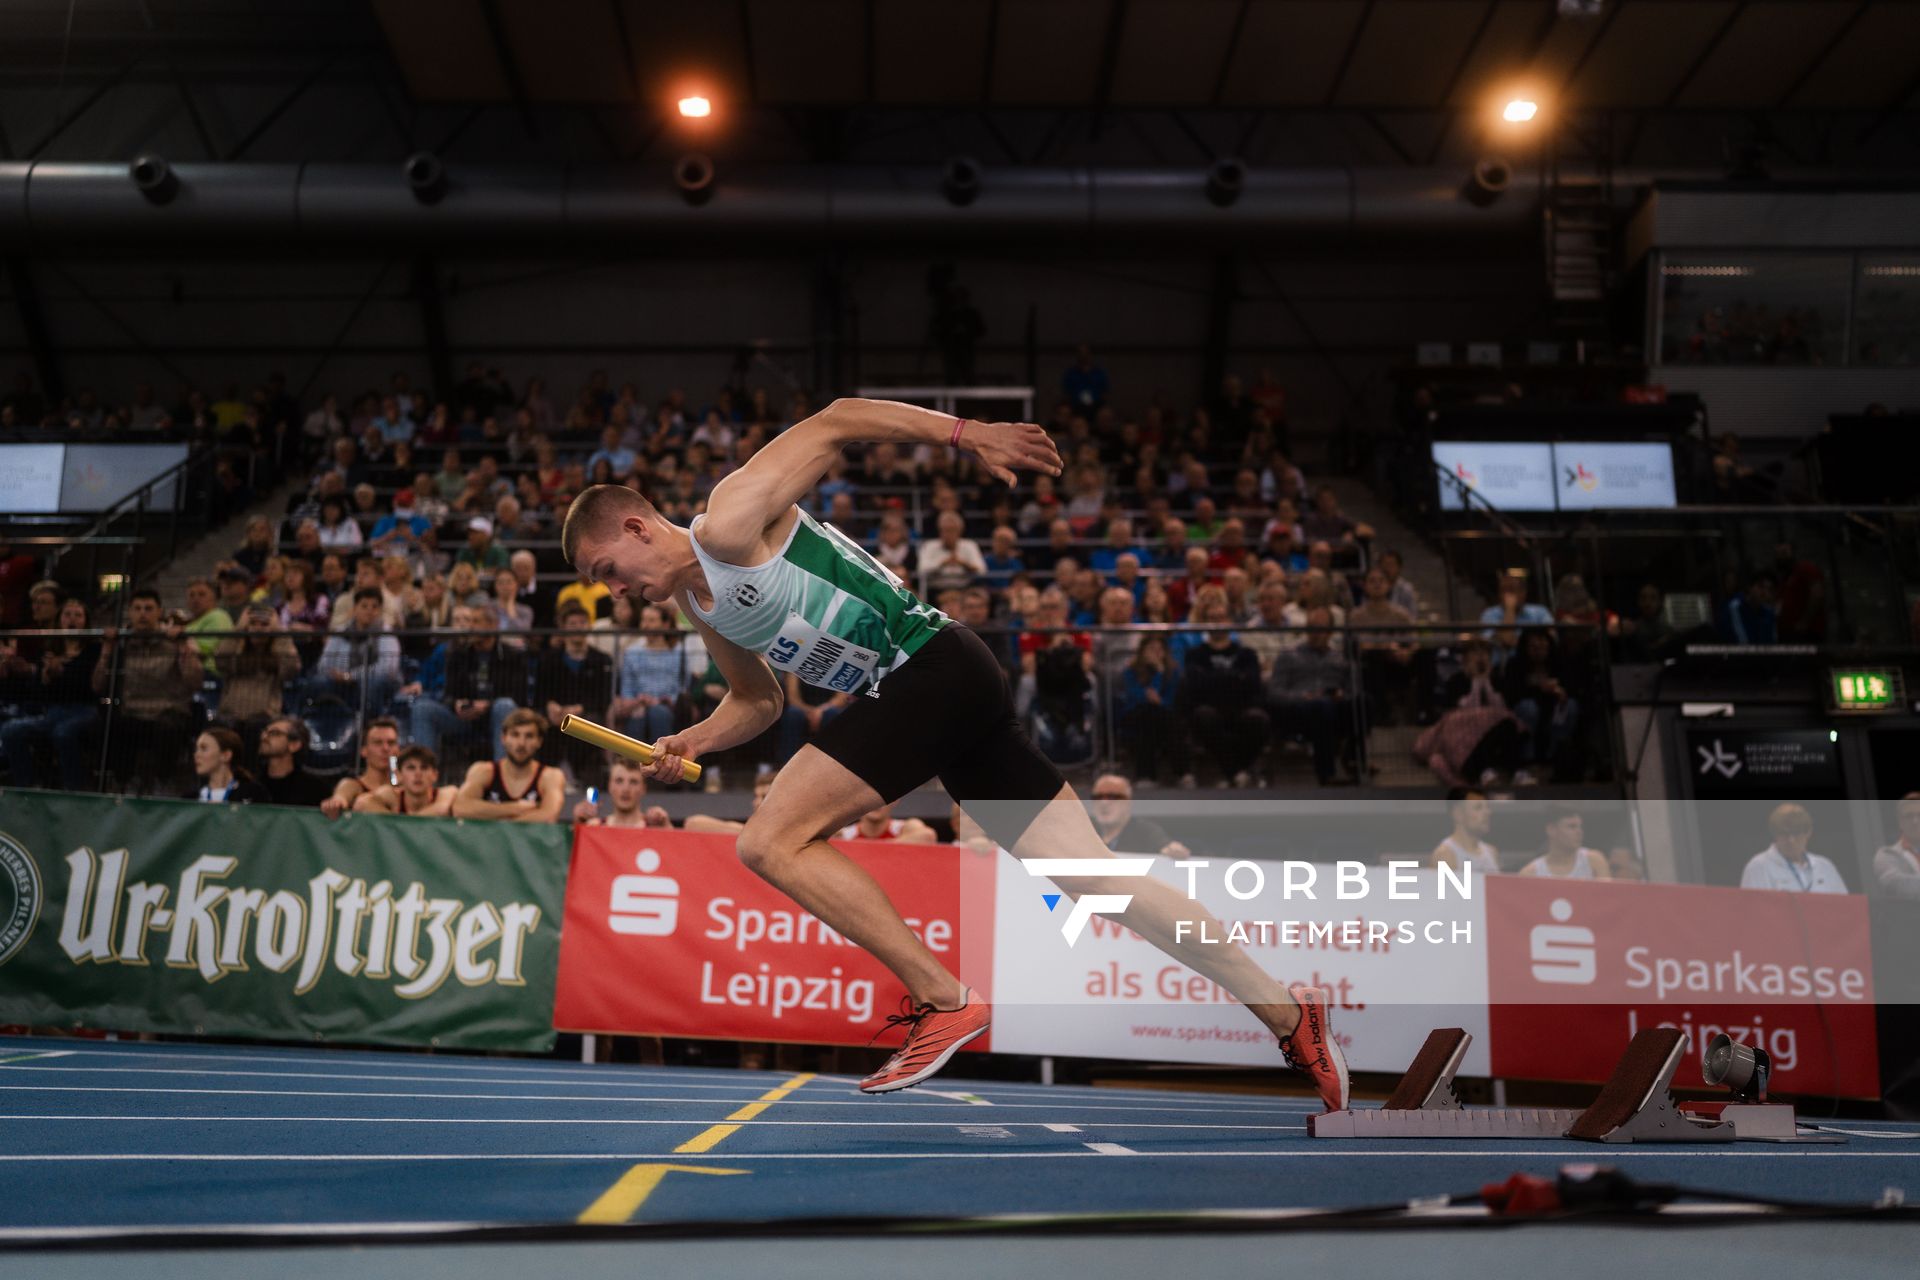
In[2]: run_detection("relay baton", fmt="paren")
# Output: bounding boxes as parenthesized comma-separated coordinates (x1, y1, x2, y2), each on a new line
(558, 714, 703, 783)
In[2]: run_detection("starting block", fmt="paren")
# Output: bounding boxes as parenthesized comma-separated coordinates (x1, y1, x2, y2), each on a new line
(1309, 1026, 1838, 1143)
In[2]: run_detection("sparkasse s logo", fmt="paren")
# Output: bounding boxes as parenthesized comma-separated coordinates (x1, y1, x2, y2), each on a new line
(1018, 857, 1154, 945)
(608, 848, 679, 937)
(1530, 898, 1596, 985)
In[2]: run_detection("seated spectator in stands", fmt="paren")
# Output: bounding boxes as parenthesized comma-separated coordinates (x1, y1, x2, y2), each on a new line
(873, 513, 913, 577)
(556, 565, 612, 623)
(1266, 606, 1354, 786)
(982, 524, 1025, 588)
(1226, 468, 1268, 523)
(507, 548, 548, 626)
(1479, 568, 1552, 658)
(408, 605, 520, 761)
(1117, 634, 1180, 783)
(1616, 583, 1679, 664)
(350, 482, 381, 526)
(494, 494, 542, 544)
(1740, 804, 1846, 893)
(94, 587, 201, 790)
(311, 587, 402, 711)
(401, 571, 453, 646)
(1285, 569, 1348, 637)
(10, 581, 60, 664)
(452, 708, 566, 823)
(1164, 546, 1213, 622)
(1112, 551, 1145, 603)
(354, 745, 457, 816)
(1208, 518, 1252, 573)
(1019, 588, 1094, 762)
(458, 516, 509, 573)
(1607, 845, 1646, 882)
(1240, 580, 1292, 675)
(1092, 585, 1140, 682)
(537, 604, 614, 776)
(836, 802, 936, 844)
(448, 560, 488, 609)
(1087, 772, 1191, 856)
(368, 489, 432, 553)
(572, 757, 673, 828)
(918, 510, 985, 595)
(317, 550, 352, 608)
(317, 495, 361, 548)
(1186, 494, 1223, 542)
(1519, 806, 1610, 879)
(1063, 464, 1107, 532)
(1063, 344, 1109, 412)
(434, 448, 466, 504)
(1377, 548, 1418, 618)
(1089, 516, 1147, 583)
(188, 727, 268, 804)
(586, 425, 636, 479)
(1350, 566, 1419, 725)
(1183, 613, 1269, 788)
(1501, 627, 1579, 779)
(1428, 787, 1501, 876)
(255, 717, 332, 808)
(1772, 542, 1827, 643)
(1872, 793, 1920, 900)
(290, 518, 324, 564)
(214, 602, 301, 752)
(1064, 567, 1105, 626)
(328, 556, 380, 636)
(215, 563, 256, 624)
(1416, 638, 1525, 787)
(0, 596, 100, 791)
(1153, 516, 1190, 572)
(232, 515, 276, 578)
(489, 566, 534, 648)
(608, 602, 686, 742)
(182, 577, 232, 674)
(1717, 568, 1778, 645)
(1221, 566, 1257, 626)
(1301, 484, 1373, 545)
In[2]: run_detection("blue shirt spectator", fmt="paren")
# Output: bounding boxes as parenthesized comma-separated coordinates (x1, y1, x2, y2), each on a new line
(620, 643, 685, 703)
(1719, 574, 1779, 645)
(1062, 345, 1109, 411)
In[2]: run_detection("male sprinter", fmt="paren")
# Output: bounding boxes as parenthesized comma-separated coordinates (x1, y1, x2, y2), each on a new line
(561, 399, 1347, 1108)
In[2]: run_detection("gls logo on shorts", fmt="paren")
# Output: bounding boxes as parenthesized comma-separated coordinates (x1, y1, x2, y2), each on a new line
(1017, 857, 1155, 946)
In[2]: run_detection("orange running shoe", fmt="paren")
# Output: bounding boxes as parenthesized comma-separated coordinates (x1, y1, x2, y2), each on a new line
(1279, 982, 1350, 1113)
(859, 988, 991, 1094)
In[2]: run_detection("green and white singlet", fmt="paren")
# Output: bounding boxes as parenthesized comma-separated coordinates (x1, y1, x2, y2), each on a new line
(686, 508, 949, 695)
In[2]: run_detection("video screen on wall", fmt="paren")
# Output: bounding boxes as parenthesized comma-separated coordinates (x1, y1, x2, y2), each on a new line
(1433, 441, 1676, 512)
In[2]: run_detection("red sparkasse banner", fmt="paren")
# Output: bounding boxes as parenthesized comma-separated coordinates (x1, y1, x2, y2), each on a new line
(1485, 877, 1880, 1098)
(554, 827, 992, 1050)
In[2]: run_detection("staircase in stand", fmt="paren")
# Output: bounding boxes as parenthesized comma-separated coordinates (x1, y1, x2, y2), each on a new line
(1545, 109, 1616, 350)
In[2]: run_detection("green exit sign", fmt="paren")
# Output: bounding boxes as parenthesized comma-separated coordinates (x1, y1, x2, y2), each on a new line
(1831, 668, 1903, 712)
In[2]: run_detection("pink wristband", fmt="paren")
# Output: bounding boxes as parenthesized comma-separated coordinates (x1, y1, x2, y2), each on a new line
(949, 417, 967, 449)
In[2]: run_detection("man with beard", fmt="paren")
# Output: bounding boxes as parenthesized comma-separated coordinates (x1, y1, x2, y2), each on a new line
(452, 708, 566, 823)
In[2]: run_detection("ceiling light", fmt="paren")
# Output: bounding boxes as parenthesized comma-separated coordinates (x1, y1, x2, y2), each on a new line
(678, 96, 711, 119)
(1503, 99, 1539, 123)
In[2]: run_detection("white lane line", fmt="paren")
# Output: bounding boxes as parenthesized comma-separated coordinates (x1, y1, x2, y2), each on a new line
(3, 1149, 1917, 1162)
(0, 1064, 835, 1094)
(0, 1114, 1304, 1130)
(0, 1083, 1297, 1114)
(1084, 1142, 1137, 1155)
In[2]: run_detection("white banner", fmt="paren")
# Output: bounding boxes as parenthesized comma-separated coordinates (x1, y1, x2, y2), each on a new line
(1552, 442, 1676, 510)
(0, 445, 65, 514)
(988, 854, 1490, 1073)
(1431, 442, 1555, 512)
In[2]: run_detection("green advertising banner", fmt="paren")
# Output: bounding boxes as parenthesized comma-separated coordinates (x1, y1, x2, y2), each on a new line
(0, 790, 569, 1052)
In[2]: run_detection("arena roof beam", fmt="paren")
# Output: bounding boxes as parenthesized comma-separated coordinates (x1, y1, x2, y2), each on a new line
(1773, 0, 1871, 109)
(226, 56, 336, 162)
(1210, 0, 1253, 108)
(1424, 0, 1500, 166)
(24, 64, 134, 159)
(1324, 0, 1377, 108)
(479, 0, 538, 142)
(1664, 0, 1748, 109)
(1088, 0, 1129, 141)
(5, 258, 64, 406)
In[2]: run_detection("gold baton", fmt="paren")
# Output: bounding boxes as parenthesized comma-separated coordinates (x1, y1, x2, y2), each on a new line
(558, 714, 704, 783)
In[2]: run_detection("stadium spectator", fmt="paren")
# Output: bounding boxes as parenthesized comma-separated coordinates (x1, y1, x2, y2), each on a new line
(1092, 586, 1140, 684)
(1479, 569, 1552, 658)
(1872, 793, 1920, 900)
(93, 589, 202, 794)
(1717, 568, 1778, 645)
(1088, 772, 1190, 857)
(213, 602, 301, 751)
(1240, 581, 1291, 674)
(316, 495, 362, 548)
(918, 510, 984, 595)
(319, 715, 402, 818)
(1062, 344, 1109, 412)
(873, 513, 913, 577)
(311, 587, 402, 711)
(188, 726, 268, 804)
(0, 533, 39, 627)
(1608, 845, 1647, 882)
(1208, 518, 1252, 573)
(0, 595, 100, 791)
(255, 717, 332, 807)
(452, 708, 566, 823)
(1428, 787, 1500, 876)
(1300, 484, 1373, 545)
(1417, 637, 1526, 788)
(489, 567, 534, 647)
(1350, 566, 1419, 725)
(181, 577, 232, 673)
(508, 548, 548, 626)
(1266, 606, 1354, 786)
(982, 525, 1024, 588)
(1116, 633, 1178, 783)
(836, 803, 936, 843)
(407, 605, 520, 761)
(232, 515, 276, 578)
(458, 516, 509, 573)
(1376, 548, 1419, 618)
(572, 757, 673, 828)
(354, 744, 457, 816)
(1740, 804, 1846, 892)
(368, 489, 432, 551)
(1519, 806, 1611, 879)
(1616, 583, 1679, 664)
(556, 565, 612, 623)
(214, 563, 256, 621)
(1183, 610, 1269, 788)
(537, 604, 614, 775)
(1502, 628, 1580, 779)
(12, 581, 60, 664)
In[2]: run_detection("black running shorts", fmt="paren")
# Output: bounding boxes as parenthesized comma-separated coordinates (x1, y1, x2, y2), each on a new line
(809, 624, 1065, 846)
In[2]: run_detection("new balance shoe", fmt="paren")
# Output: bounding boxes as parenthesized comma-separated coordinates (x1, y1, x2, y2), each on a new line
(1279, 982, 1350, 1113)
(859, 988, 990, 1094)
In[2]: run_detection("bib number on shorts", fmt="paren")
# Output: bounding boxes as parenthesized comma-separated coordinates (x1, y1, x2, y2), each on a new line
(765, 611, 879, 693)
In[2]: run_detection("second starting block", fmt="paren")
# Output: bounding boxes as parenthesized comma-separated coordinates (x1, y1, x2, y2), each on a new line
(1309, 1027, 1839, 1143)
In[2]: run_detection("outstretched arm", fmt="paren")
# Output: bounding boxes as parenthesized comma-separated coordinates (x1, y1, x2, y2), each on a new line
(699, 397, 1060, 557)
